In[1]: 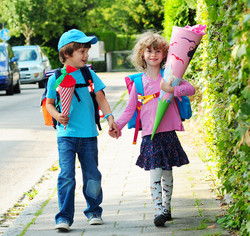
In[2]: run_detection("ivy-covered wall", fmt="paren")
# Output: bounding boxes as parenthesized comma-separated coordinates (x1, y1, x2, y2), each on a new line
(164, 0, 249, 234)
(194, 1, 249, 234)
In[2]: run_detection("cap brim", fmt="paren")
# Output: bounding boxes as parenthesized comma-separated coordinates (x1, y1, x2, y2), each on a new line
(75, 36, 98, 45)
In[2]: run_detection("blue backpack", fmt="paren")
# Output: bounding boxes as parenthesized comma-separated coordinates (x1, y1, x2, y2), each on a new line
(124, 70, 192, 144)
(176, 96, 192, 120)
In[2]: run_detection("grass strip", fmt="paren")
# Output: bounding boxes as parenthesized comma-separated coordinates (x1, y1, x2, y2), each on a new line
(19, 188, 57, 236)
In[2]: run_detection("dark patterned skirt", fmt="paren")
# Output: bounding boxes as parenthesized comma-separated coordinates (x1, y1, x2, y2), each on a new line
(136, 131, 189, 170)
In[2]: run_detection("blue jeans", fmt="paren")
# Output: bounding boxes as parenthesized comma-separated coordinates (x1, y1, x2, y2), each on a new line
(55, 137, 103, 225)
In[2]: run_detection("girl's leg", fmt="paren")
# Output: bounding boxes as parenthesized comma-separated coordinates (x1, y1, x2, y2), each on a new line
(150, 168, 163, 217)
(162, 170, 173, 219)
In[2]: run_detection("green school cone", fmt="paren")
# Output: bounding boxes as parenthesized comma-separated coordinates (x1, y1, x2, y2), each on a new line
(151, 98, 170, 140)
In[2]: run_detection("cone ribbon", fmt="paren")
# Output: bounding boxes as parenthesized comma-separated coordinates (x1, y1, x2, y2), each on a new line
(53, 65, 77, 89)
(151, 24, 206, 140)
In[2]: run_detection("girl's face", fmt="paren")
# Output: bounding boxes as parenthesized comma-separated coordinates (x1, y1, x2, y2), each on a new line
(143, 46, 165, 68)
(65, 47, 90, 69)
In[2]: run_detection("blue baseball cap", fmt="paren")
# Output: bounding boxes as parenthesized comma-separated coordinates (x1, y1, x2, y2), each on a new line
(58, 29, 98, 51)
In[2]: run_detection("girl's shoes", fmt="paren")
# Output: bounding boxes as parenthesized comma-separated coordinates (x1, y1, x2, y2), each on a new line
(154, 214, 166, 227)
(163, 212, 172, 221)
(154, 212, 172, 227)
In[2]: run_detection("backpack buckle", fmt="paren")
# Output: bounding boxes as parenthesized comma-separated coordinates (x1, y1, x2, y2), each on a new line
(88, 79, 94, 92)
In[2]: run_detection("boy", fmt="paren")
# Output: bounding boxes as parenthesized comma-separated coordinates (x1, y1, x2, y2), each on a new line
(46, 29, 119, 232)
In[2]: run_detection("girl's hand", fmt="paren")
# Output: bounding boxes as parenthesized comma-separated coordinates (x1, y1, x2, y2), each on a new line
(109, 127, 120, 139)
(160, 78, 175, 93)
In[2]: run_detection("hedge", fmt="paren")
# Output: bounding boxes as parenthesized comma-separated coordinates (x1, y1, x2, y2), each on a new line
(178, 0, 249, 234)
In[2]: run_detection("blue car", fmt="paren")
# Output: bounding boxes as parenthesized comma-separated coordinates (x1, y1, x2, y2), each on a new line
(0, 43, 21, 95)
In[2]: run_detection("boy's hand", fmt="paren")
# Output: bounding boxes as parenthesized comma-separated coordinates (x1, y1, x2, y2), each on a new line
(56, 113, 69, 126)
(107, 116, 120, 139)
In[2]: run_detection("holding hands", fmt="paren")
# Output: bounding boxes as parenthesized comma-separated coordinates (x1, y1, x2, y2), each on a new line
(106, 115, 120, 139)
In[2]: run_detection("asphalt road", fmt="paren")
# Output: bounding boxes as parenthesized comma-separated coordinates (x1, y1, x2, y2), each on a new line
(0, 71, 134, 218)
(0, 84, 58, 216)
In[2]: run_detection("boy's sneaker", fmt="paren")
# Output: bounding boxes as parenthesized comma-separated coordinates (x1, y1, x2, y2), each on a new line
(55, 220, 70, 232)
(88, 214, 104, 225)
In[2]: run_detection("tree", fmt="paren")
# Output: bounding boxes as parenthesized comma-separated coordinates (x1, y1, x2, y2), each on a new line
(0, 0, 95, 45)
(127, 0, 165, 32)
(85, 0, 165, 35)
(0, 0, 48, 45)
(41, 0, 95, 42)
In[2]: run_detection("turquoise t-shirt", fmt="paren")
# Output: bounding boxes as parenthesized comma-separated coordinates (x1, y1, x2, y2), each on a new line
(46, 68, 105, 138)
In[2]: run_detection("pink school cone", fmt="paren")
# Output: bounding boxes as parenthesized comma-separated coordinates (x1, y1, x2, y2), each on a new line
(151, 25, 206, 140)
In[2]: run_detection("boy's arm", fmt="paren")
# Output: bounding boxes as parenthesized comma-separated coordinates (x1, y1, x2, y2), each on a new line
(46, 98, 69, 126)
(95, 90, 119, 138)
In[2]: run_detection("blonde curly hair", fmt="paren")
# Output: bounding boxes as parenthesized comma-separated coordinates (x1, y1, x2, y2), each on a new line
(131, 31, 169, 72)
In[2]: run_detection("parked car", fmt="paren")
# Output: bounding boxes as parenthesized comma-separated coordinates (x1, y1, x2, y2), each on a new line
(0, 43, 21, 95)
(12, 45, 51, 88)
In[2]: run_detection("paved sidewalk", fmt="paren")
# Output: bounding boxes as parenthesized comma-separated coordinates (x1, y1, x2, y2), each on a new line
(2, 72, 230, 236)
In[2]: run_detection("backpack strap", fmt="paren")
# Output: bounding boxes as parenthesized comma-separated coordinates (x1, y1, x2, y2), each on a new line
(132, 71, 163, 144)
(134, 76, 144, 96)
(71, 66, 93, 102)
(54, 69, 62, 111)
(132, 76, 144, 145)
(160, 68, 164, 77)
(79, 66, 102, 131)
(138, 92, 160, 105)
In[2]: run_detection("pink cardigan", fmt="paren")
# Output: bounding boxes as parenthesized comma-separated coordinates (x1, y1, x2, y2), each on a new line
(116, 73, 195, 137)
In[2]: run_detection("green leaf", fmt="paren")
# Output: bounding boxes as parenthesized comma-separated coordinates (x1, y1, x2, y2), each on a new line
(184, 0, 196, 9)
(205, 0, 217, 6)
(236, 44, 247, 58)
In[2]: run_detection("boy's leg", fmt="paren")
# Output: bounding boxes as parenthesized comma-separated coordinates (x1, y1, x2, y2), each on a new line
(77, 137, 103, 220)
(162, 170, 173, 219)
(55, 137, 77, 226)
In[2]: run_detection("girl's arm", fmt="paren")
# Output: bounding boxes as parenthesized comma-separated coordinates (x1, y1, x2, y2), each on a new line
(95, 90, 119, 138)
(174, 79, 195, 98)
(160, 78, 195, 97)
(115, 84, 138, 134)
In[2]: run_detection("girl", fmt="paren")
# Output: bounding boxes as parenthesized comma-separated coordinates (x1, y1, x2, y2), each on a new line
(109, 31, 195, 227)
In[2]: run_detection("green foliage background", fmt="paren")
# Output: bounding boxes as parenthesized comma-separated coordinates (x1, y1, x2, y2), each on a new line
(163, 0, 196, 41)
(0, 0, 152, 71)
(196, 1, 249, 234)
(0, 1, 249, 233)
(164, 0, 249, 234)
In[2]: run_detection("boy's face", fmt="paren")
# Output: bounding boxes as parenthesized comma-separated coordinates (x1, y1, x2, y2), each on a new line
(65, 47, 90, 69)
